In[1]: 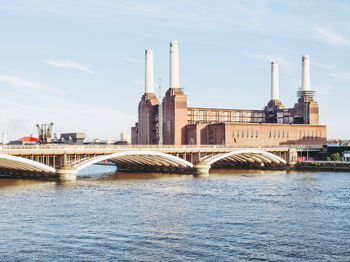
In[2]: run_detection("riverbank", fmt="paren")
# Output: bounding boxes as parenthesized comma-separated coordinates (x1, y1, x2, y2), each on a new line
(293, 161, 350, 171)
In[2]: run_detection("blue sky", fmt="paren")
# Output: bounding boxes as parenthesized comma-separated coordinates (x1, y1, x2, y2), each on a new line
(0, 0, 349, 140)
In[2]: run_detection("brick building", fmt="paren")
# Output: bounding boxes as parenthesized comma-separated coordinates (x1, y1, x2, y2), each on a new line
(131, 42, 327, 146)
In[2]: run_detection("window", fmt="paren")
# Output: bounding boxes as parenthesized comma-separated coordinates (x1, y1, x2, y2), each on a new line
(246, 130, 249, 137)
(232, 130, 235, 137)
(282, 131, 285, 138)
(256, 130, 258, 137)
(278, 131, 280, 138)
(269, 130, 272, 138)
(251, 130, 253, 137)
(287, 131, 289, 138)
(237, 130, 239, 137)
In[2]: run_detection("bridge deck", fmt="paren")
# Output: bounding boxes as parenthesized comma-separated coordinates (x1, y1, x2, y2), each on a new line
(0, 145, 323, 180)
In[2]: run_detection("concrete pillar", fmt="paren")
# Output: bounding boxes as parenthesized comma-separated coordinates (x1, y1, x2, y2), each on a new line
(271, 62, 279, 100)
(55, 166, 78, 181)
(193, 163, 211, 176)
(288, 148, 298, 164)
(170, 40, 180, 89)
(302, 55, 310, 91)
(145, 49, 154, 93)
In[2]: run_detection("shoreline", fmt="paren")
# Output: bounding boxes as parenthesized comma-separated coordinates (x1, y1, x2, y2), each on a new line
(291, 161, 350, 172)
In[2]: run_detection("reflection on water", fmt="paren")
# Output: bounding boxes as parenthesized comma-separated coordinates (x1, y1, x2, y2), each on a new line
(101, 171, 189, 181)
(0, 165, 349, 261)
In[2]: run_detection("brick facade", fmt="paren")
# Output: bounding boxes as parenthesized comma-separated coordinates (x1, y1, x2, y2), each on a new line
(132, 88, 325, 146)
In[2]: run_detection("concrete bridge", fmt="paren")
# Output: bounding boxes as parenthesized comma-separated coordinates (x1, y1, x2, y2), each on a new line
(0, 144, 316, 180)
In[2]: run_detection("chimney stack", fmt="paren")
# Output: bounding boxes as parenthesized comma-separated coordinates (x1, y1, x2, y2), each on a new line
(145, 49, 154, 93)
(302, 55, 310, 91)
(169, 40, 180, 89)
(271, 62, 279, 100)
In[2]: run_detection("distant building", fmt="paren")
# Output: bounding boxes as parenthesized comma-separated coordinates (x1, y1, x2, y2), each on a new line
(59, 133, 85, 144)
(9, 136, 40, 145)
(115, 132, 130, 145)
(344, 151, 350, 162)
(131, 41, 327, 146)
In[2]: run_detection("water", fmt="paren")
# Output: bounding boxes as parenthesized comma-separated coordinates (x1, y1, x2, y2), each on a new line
(0, 166, 349, 261)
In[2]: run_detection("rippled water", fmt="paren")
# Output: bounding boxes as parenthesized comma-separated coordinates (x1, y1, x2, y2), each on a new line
(0, 166, 349, 261)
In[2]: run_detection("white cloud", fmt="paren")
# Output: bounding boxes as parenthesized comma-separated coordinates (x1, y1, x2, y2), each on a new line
(124, 57, 143, 64)
(313, 81, 332, 95)
(243, 52, 291, 66)
(327, 72, 350, 80)
(311, 62, 333, 70)
(45, 59, 95, 74)
(0, 74, 62, 94)
(0, 88, 133, 141)
(315, 27, 348, 46)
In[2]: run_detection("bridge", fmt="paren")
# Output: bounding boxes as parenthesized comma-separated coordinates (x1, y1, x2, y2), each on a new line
(0, 144, 319, 180)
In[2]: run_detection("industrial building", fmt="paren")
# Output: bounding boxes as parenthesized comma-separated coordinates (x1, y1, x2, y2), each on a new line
(131, 41, 327, 146)
(58, 133, 85, 144)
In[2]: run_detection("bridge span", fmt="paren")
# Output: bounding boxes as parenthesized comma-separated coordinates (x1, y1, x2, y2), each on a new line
(0, 144, 316, 180)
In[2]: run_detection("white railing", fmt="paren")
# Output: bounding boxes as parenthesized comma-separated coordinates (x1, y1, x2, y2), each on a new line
(0, 144, 323, 150)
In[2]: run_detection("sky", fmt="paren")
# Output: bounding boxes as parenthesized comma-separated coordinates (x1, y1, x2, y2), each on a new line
(0, 0, 349, 141)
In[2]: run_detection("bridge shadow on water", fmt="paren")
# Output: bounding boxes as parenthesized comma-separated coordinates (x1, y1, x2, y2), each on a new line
(78, 164, 288, 182)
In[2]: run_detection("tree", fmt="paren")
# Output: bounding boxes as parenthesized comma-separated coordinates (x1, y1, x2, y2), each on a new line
(330, 152, 342, 161)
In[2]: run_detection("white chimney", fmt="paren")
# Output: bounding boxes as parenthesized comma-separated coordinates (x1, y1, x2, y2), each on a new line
(169, 40, 180, 89)
(2, 132, 8, 145)
(145, 49, 154, 93)
(271, 62, 279, 100)
(302, 55, 310, 91)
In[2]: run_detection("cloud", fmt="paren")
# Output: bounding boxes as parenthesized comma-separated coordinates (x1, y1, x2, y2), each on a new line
(311, 62, 333, 70)
(124, 57, 143, 64)
(0, 74, 62, 94)
(327, 72, 350, 80)
(243, 52, 291, 66)
(45, 59, 95, 74)
(313, 81, 332, 95)
(315, 27, 348, 46)
(0, 86, 134, 140)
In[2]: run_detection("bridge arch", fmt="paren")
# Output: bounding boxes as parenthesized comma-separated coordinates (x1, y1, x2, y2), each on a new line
(0, 154, 55, 173)
(201, 149, 286, 167)
(74, 151, 194, 171)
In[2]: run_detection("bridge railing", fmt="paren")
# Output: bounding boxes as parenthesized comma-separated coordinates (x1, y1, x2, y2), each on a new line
(0, 144, 324, 151)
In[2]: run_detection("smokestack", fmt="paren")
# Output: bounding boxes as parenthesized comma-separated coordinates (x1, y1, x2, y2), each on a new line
(145, 49, 154, 93)
(271, 62, 279, 100)
(302, 55, 310, 91)
(169, 40, 179, 89)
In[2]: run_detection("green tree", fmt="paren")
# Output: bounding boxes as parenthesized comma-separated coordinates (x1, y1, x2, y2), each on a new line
(330, 152, 342, 161)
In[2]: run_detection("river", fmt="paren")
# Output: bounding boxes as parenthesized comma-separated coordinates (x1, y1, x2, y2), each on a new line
(0, 166, 349, 261)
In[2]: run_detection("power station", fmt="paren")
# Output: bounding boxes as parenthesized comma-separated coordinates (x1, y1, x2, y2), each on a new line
(131, 41, 327, 146)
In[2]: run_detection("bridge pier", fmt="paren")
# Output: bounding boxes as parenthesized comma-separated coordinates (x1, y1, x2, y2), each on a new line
(287, 148, 298, 167)
(55, 166, 78, 181)
(193, 163, 211, 176)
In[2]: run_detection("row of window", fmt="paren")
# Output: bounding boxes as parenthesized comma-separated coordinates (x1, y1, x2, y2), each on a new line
(232, 129, 323, 139)
(232, 130, 259, 138)
(299, 131, 322, 138)
(190, 110, 264, 118)
(269, 130, 289, 138)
